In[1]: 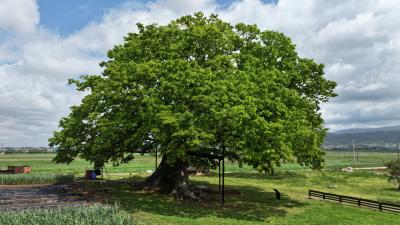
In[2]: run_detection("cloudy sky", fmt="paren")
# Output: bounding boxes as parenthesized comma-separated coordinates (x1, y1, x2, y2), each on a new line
(1, 0, 400, 146)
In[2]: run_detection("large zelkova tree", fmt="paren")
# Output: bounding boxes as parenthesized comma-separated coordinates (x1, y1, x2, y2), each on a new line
(49, 13, 336, 199)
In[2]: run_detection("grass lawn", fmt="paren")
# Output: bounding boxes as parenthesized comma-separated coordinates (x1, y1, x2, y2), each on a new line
(1, 151, 400, 224)
(105, 170, 400, 225)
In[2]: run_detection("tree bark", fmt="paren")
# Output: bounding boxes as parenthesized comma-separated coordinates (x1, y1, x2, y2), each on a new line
(135, 155, 199, 200)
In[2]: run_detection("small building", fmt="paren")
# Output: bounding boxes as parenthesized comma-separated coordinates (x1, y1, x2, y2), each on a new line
(0, 166, 31, 174)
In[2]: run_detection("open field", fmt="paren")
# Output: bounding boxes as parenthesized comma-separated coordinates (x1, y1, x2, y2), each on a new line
(1, 151, 400, 224)
(324, 150, 400, 169)
(0, 153, 157, 174)
(1, 151, 399, 175)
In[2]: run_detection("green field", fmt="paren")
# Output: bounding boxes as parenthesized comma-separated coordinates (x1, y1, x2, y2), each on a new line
(324, 150, 400, 169)
(1, 151, 400, 224)
(0, 153, 157, 175)
(1, 151, 398, 175)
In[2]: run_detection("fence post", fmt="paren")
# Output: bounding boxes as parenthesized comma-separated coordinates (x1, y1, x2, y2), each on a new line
(358, 199, 361, 207)
(379, 203, 382, 211)
(323, 193, 325, 200)
(308, 190, 311, 198)
(339, 196, 342, 203)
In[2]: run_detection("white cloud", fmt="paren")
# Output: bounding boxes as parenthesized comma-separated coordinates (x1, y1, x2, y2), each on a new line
(0, 0, 39, 34)
(147, 0, 217, 14)
(2, 0, 400, 145)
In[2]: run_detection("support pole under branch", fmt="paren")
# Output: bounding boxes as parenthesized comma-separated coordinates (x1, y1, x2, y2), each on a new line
(222, 147, 225, 205)
(155, 147, 158, 170)
(218, 159, 221, 191)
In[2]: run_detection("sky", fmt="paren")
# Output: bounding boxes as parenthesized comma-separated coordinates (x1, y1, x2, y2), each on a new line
(1, 0, 400, 147)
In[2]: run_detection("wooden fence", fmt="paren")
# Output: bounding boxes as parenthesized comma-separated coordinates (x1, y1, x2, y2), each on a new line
(309, 190, 400, 213)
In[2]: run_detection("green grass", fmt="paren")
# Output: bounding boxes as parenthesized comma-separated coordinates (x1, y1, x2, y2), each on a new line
(324, 151, 400, 169)
(0, 173, 74, 185)
(0, 153, 157, 174)
(0, 204, 135, 225)
(276, 202, 400, 225)
(108, 170, 400, 225)
(1, 151, 398, 175)
(1, 151, 400, 224)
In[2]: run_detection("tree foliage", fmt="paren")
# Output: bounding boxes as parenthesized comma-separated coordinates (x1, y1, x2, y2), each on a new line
(49, 13, 336, 174)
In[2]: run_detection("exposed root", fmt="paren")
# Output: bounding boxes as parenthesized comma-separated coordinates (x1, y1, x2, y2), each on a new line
(131, 155, 200, 200)
(132, 179, 201, 201)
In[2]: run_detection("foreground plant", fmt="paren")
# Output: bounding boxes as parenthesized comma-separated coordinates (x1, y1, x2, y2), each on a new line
(49, 12, 336, 199)
(0, 204, 134, 225)
(0, 174, 73, 185)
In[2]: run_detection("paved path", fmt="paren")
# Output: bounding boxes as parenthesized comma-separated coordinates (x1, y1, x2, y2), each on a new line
(0, 185, 90, 211)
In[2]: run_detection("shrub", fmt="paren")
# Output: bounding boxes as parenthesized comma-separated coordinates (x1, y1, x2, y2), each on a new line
(385, 158, 400, 190)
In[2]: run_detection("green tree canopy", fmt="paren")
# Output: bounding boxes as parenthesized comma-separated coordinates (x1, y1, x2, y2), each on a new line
(49, 12, 336, 194)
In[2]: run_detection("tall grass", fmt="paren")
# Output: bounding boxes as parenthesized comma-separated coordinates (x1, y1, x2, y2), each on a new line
(0, 204, 135, 225)
(0, 173, 74, 185)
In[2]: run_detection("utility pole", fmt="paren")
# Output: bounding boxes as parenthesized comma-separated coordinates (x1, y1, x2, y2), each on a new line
(397, 143, 399, 159)
(352, 134, 356, 168)
(356, 140, 359, 163)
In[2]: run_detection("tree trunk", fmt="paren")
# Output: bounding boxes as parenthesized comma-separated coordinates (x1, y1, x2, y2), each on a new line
(135, 155, 198, 200)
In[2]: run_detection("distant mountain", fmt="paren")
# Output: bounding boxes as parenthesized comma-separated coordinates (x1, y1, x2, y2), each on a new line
(333, 125, 400, 134)
(324, 125, 400, 147)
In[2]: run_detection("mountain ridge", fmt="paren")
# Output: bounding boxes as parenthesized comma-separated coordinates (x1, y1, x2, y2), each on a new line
(324, 125, 400, 147)
(332, 125, 400, 134)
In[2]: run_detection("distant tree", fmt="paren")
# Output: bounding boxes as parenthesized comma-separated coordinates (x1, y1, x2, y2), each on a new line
(49, 13, 336, 199)
(385, 159, 400, 190)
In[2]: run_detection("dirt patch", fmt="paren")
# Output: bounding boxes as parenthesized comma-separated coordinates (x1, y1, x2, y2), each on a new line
(0, 184, 93, 211)
(1, 179, 244, 211)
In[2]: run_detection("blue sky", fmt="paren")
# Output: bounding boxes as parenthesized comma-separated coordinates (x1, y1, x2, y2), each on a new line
(38, 0, 130, 35)
(38, 0, 276, 36)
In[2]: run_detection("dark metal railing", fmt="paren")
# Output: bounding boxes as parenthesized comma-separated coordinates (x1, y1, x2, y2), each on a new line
(309, 190, 400, 214)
